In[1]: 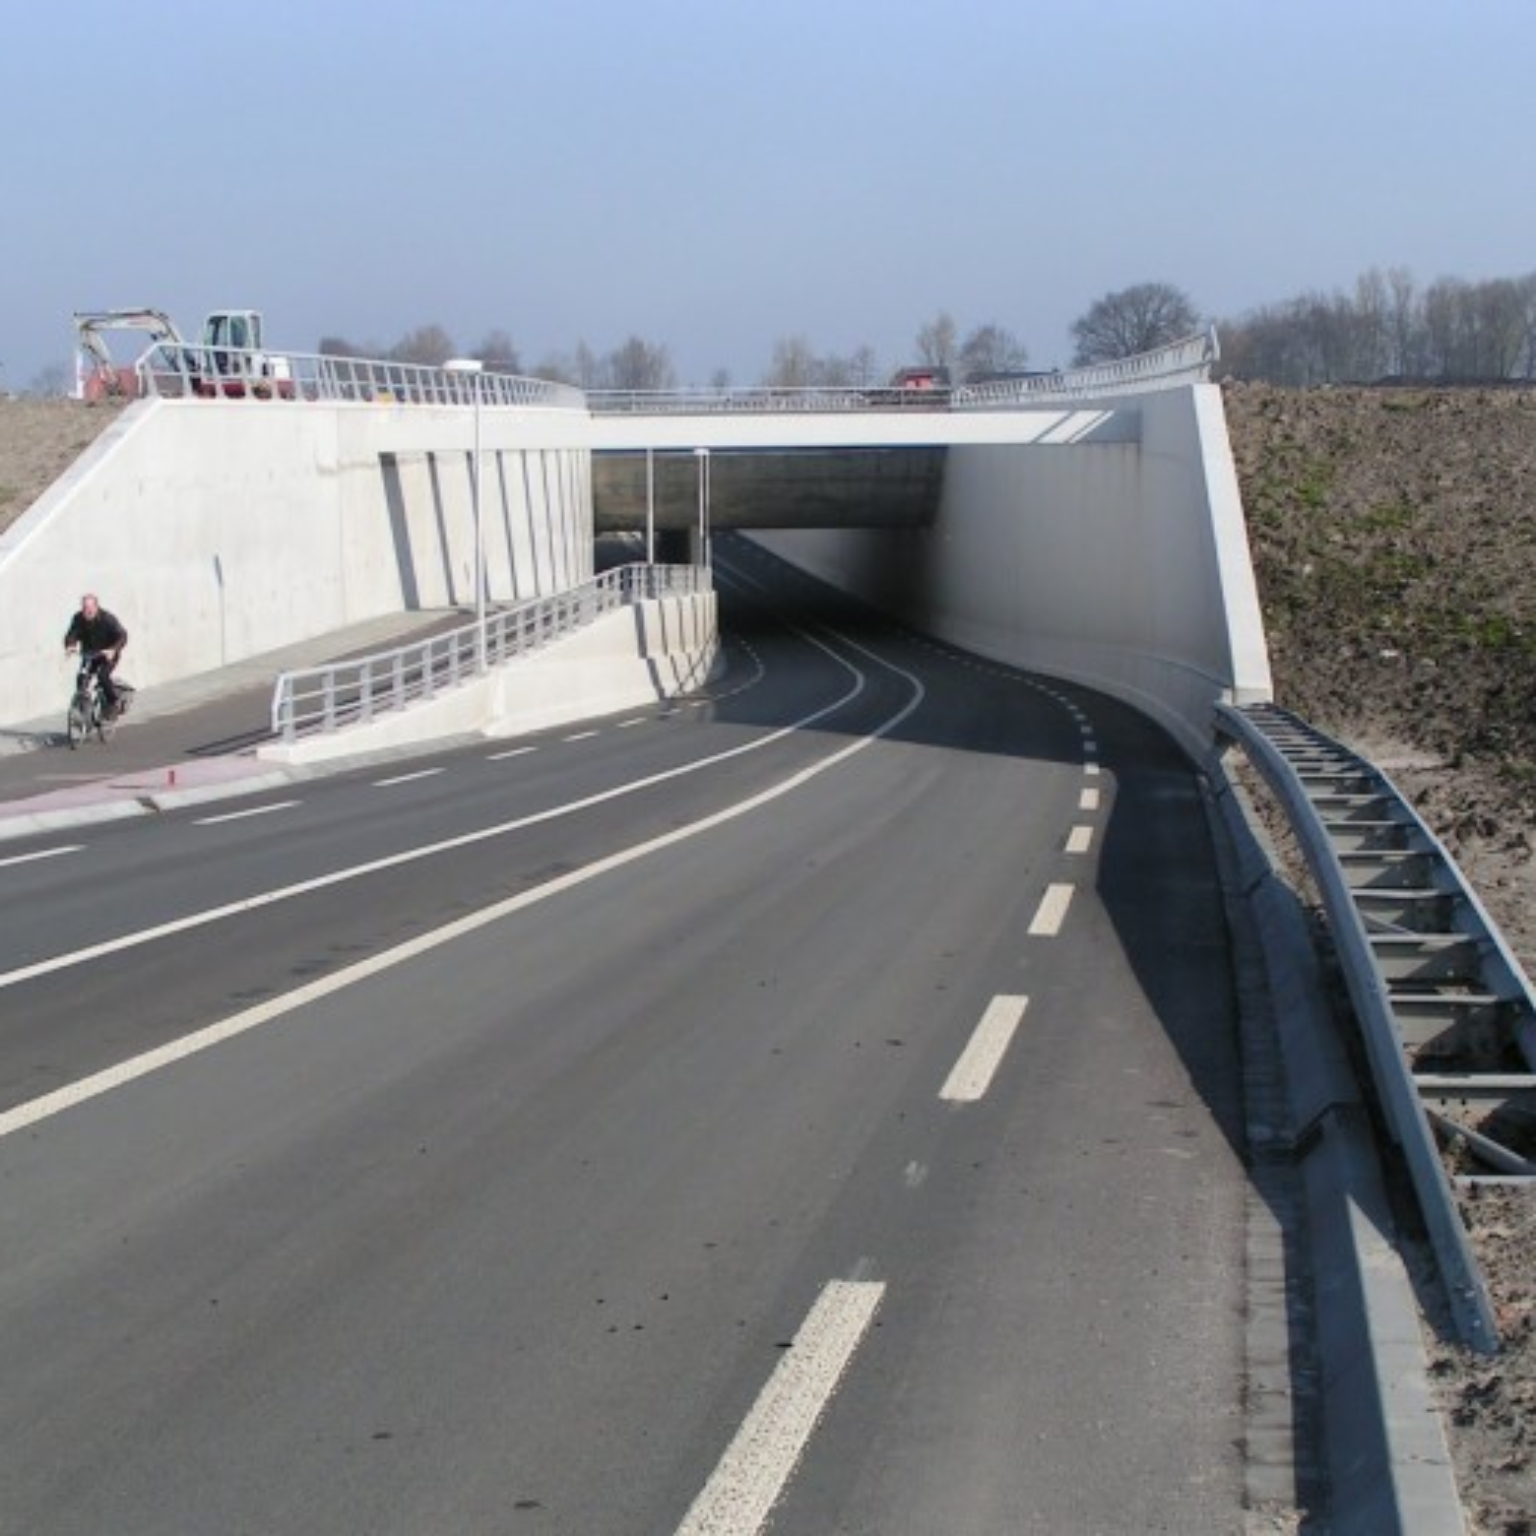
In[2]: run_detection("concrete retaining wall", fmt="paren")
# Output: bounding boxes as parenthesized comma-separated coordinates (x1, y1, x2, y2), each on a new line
(258, 592, 717, 766)
(0, 398, 592, 725)
(752, 383, 1272, 759)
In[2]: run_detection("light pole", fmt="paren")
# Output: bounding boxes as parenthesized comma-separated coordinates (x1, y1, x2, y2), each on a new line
(693, 447, 711, 572)
(444, 358, 486, 671)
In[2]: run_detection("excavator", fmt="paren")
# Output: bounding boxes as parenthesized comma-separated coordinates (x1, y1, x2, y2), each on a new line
(73, 308, 294, 400)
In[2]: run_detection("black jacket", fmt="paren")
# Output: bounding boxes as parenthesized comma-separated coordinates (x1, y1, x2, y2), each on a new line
(64, 608, 128, 654)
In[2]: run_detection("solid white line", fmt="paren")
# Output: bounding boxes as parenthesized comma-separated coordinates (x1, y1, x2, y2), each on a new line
(1065, 825, 1093, 854)
(0, 642, 927, 1133)
(674, 1281, 884, 1536)
(0, 844, 84, 870)
(940, 995, 1028, 1102)
(1028, 883, 1074, 937)
(1079, 787, 1100, 812)
(486, 746, 537, 761)
(373, 768, 444, 787)
(194, 801, 301, 827)
(0, 622, 887, 995)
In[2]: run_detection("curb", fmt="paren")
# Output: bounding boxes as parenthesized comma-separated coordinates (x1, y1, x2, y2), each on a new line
(1208, 758, 1468, 1535)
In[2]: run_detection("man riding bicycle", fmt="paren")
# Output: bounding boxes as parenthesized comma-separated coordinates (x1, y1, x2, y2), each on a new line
(64, 593, 129, 717)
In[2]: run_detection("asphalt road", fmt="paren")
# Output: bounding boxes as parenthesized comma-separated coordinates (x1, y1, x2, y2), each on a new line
(0, 541, 1253, 1534)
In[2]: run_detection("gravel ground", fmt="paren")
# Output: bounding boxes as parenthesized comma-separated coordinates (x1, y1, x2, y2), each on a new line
(4, 387, 1533, 1528)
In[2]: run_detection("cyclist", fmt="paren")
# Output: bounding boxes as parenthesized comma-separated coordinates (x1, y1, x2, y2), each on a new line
(63, 593, 129, 717)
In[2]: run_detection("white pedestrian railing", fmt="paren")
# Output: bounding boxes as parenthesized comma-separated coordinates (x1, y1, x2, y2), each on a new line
(271, 563, 710, 743)
(951, 328, 1220, 407)
(136, 343, 585, 409)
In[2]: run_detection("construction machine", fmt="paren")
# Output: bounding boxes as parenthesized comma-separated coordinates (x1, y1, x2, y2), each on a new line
(73, 308, 294, 400)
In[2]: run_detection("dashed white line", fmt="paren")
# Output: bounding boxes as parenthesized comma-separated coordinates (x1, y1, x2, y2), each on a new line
(193, 801, 301, 827)
(616, 719, 646, 729)
(1066, 825, 1094, 855)
(486, 746, 537, 761)
(0, 844, 83, 870)
(1084, 762, 1101, 777)
(1079, 787, 1100, 812)
(563, 730, 599, 742)
(373, 768, 444, 787)
(940, 995, 1028, 1102)
(673, 1280, 885, 1536)
(1028, 883, 1074, 937)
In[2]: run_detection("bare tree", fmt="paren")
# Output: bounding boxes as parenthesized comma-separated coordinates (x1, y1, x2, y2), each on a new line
(957, 323, 1029, 382)
(390, 324, 456, 367)
(914, 312, 958, 372)
(607, 336, 675, 391)
(763, 335, 819, 388)
(474, 329, 521, 372)
(1071, 283, 1200, 365)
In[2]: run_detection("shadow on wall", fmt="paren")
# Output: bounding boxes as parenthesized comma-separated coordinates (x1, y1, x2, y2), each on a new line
(380, 454, 421, 610)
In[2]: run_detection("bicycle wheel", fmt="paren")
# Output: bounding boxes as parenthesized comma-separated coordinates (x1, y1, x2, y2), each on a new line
(95, 692, 116, 744)
(66, 693, 89, 749)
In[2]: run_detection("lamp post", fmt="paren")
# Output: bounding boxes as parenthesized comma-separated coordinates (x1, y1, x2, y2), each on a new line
(444, 358, 486, 671)
(693, 447, 711, 573)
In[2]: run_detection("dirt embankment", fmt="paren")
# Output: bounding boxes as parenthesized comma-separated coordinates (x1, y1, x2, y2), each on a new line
(1225, 382, 1536, 1536)
(0, 397, 127, 537)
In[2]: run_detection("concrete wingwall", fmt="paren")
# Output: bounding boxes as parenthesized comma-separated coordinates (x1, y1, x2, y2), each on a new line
(0, 398, 592, 725)
(751, 383, 1273, 760)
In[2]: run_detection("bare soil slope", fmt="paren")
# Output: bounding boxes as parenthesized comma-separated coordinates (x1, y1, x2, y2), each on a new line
(1226, 382, 1535, 1535)
(0, 397, 127, 536)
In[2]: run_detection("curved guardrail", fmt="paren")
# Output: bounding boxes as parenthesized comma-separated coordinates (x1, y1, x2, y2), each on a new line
(951, 328, 1220, 407)
(271, 563, 710, 743)
(1217, 700, 1536, 1352)
(137, 343, 585, 409)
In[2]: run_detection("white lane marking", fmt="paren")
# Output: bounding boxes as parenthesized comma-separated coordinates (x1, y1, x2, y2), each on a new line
(674, 1281, 884, 1536)
(0, 622, 886, 995)
(1065, 825, 1093, 855)
(903, 1161, 929, 1189)
(940, 995, 1028, 1102)
(1028, 883, 1074, 937)
(193, 801, 301, 827)
(486, 746, 537, 761)
(1079, 787, 1100, 812)
(1084, 762, 1101, 777)
(563, 730, 599, 742)
(0, 844, 84, 870)
(373, 768, 444, 788)
(1083, 735, 1098, 754)
(616, 719, 646, 729)
(0, 647, 927, 1133)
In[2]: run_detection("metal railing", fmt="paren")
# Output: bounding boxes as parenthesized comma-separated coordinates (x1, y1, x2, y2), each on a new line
(1217, 700, 1536, 1352)
(271, 563, 710, 743)
(951, 328, 1220, 407)
(137, 343, 586, 409)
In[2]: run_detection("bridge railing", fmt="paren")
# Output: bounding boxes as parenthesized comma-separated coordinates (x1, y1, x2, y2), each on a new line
(270, 562, 710, 743)
(588, 386, 885, 414)
(951, 328, 1220, 408)
(136, 343, 586, 409)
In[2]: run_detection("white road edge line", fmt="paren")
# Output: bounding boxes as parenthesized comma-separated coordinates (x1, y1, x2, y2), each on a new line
(0, 632, 926, 1135)
(0, 844, 84, 870)
(194, 801, 301, 827)
(373, 768, 444, 787)
(1028, 883, 1074, 937)
(939, 995, 1028, 1102)
(673, 1280, 884, 1536)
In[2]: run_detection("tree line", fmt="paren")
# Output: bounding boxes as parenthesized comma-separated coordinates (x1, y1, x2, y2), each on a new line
(321, 264, 1536, 394)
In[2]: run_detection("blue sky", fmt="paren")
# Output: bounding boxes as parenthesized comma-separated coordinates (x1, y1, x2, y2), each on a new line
(2, 0, 1532, 391)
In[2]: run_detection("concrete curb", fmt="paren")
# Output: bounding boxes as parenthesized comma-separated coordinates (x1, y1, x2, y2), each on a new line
(1208, 757, 1468, 1535)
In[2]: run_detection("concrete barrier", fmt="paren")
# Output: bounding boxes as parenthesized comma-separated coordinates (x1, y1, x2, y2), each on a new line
(257, 592, 717, 766)
(0, 398, 592, 726)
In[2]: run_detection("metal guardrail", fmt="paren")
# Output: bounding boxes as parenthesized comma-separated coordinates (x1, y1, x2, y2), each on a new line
(270, 563, 710, 743)
(1217, 700, 1536, 1352)
(137, 343, 585, 409)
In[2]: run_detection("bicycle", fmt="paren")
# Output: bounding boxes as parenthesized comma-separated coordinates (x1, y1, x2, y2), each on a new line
(66, 653, 131, 748)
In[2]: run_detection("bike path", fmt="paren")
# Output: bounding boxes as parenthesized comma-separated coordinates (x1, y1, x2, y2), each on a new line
(0, 611, 462, 840)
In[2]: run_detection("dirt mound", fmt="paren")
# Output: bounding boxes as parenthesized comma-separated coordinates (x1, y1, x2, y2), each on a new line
(1226, 382, 1536, 1534)
(0, 397, 127, 537)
